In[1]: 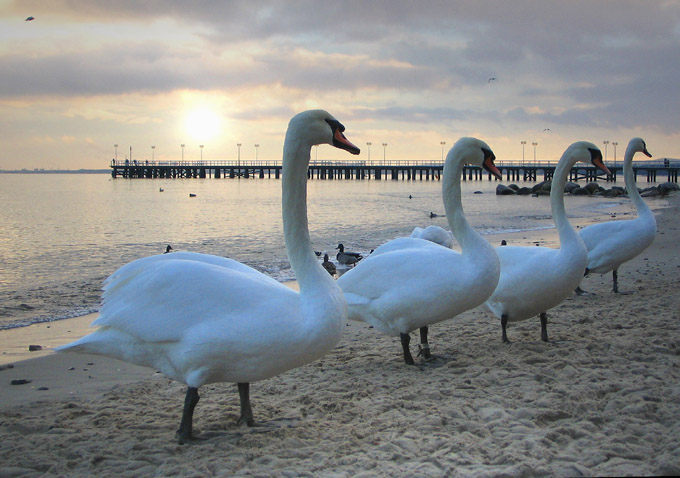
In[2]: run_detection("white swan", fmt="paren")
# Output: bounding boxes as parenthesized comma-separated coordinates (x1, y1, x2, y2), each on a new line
(410, 225, 453, 248)
(338, 138, 502, 364)
(483, 141, 611, 342)
(57, 110, 360, 442)
(576, 137, 655, 294)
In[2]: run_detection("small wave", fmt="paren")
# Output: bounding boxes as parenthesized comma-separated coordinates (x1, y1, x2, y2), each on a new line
(0, 306, 99, 331)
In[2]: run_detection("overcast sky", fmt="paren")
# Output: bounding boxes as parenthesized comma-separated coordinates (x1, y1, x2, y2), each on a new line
(1, 0, 678, 169)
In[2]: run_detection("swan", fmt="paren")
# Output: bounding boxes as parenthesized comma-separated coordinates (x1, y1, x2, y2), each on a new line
(337, 138, 502, 364)
(482, 141, 610, 343)
(322, 253, 337, 276)
(576, 137, 655, 294)
(57, 110, 360, 443)
(410, 225, 453, 248)
(336, 243, 362, 267)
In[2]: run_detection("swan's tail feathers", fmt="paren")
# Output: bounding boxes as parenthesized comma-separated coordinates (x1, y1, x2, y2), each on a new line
(55, 328, 133, 361)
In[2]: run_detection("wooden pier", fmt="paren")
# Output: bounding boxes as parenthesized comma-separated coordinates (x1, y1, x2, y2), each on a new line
(110, 159, 678, 183)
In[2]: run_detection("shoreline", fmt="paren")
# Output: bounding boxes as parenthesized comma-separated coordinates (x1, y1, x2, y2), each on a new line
(0, 194, 678, 475)
(0, 196, 672, 366)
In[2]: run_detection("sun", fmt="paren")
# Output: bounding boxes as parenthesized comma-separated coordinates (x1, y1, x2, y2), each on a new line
(184, 107, 222, 142)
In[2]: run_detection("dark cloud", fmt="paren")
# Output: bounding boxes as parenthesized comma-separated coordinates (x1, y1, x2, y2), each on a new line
(3, 0, 679, 133)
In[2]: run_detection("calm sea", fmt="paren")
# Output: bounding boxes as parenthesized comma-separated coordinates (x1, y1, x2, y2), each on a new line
(0, 172, 657, 330)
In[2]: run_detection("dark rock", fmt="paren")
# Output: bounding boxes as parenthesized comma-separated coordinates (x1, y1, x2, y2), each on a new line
(37, 387, 49, 391)
(0, 364, 15, 371)
(658, 182, 680, 197)
(11, 379, 31, 385)
(564, 182, 580, 193)
(640, 187, 659, 197)
(584, 182, 601, 194)
(516, 187, 533, 195)
(28, 345, 43, 351)
(496, 184, 517, 195)
(570, 187, 590, 196)
(508, 184, 520, 191)
(473, 190, 483, 194)
(602, 188, 623, 197)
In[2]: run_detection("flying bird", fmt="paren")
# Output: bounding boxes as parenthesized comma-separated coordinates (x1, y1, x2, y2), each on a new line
(25, 16, 35, 21)
(488, 77, 496, 83)
(543, 128, 551, 132)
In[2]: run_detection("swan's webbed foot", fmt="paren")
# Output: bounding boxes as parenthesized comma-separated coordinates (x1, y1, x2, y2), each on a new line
(417, 344, 431, 359)
(417, 326, 431, 359)
(237, 382, 255, 426)
(575, 286, 590, 296)
(400, 333, 415, 365)
(501, 315, 511, 344)
(177, 386, 200, 444)
(540, 313, 549, 342)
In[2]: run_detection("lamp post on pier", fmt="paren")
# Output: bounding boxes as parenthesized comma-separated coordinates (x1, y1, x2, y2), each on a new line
(382, 142, 387, 165)
(603, 140, 609, 165)
(199, 144, 204, 161)
(612, 141, 618, 167)
(532, 142, 538, 167)
(521, 141, 526, 167)
(237, 143, 241, 170)
(440, 141, 446, 162)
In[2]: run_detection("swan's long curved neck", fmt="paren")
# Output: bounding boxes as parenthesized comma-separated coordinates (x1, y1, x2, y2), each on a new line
(623, 145, 653, 221)
(442, 155, 491, 256)
(551, 155, 582, 252)
(282, 135, 337, 296)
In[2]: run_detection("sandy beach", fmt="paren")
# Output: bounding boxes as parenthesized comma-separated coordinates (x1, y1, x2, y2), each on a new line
(1, 194, 679, 477)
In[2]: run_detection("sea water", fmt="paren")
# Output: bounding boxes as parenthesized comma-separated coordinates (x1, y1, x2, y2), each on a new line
(0, 172, 646, 330)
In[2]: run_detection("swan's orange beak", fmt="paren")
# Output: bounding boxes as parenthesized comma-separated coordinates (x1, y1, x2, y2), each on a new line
(592, 156, 611, 176)
(482, 149, 502, 180)
(333, 128, 361, 155)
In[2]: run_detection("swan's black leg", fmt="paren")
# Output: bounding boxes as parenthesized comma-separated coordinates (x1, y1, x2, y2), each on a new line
(576, 268, 590, 295)
(501, 314, 510, 343)
(400, 333, 415, 365)
(417, 326, 431, 359)
(177, 386, 200, 444)
(540, 312, 549, 342)
(612, 269, 619, 293)
(237, 382, 254, 426)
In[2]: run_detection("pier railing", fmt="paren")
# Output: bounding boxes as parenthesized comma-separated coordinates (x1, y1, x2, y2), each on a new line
(110, 159, 677, 169)
(109, 158, 679, 182)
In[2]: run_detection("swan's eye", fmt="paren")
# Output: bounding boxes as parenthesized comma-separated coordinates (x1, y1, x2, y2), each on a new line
(481, 148, 496, 162)
(587, 148, 602, 163)
(325, 118, 344, 133)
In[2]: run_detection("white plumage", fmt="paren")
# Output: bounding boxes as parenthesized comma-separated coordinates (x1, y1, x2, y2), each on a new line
(483, 141, 611, 342)
(338, 138, 502, 364)
(577, 137, 656, 294)
(410, 225, 454, 248)
(57, 110, 360, 442)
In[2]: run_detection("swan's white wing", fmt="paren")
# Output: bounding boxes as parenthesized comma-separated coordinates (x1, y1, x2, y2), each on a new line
(339, 243, 492, 335)
(369, 236, 447, 257)
(580, 218, 656, 273)
(410, 225, 453, 248)
(93, 253, 295, 343)
(484, 245, 586, 320)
